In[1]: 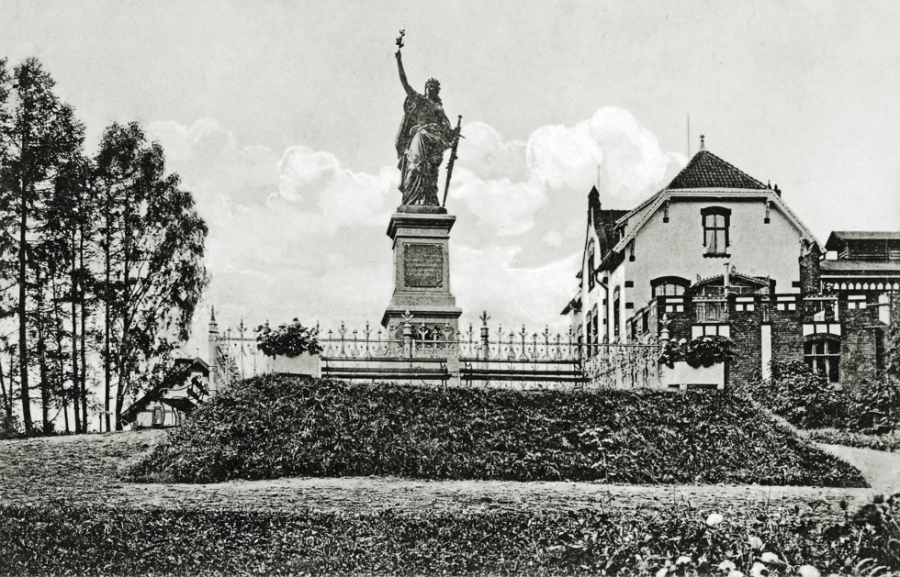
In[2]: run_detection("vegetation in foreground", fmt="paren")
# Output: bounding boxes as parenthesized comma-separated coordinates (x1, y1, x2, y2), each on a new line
(128, 376, 866, 487)
(737, 362, 900, 435)
(1, 494, 897, 577)
(805, 428, 900, 453)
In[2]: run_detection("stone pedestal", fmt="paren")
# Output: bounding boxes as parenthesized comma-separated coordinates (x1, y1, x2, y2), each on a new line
(381, 205, 462, 336)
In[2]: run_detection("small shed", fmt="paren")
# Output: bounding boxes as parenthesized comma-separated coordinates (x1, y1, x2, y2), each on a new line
(121, 357, 211, 428)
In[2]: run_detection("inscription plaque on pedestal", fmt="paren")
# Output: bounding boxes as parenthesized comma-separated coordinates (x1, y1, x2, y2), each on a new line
(404, 243, 443, 288)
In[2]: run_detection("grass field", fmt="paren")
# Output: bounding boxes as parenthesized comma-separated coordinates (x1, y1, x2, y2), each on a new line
(2, 429, 899, 576)
(3, 377, 899, 576)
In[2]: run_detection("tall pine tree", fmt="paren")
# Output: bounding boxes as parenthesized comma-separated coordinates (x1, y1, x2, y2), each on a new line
(0, 58, 84, 433)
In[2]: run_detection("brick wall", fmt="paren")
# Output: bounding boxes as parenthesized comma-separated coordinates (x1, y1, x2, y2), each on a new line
(729, 299, 763, 386)
(840, 302, 882, 389)
(769, 299, 804, 366)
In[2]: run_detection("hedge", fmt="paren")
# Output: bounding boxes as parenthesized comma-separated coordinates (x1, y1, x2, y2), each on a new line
(128, 376, 865, 487)
(1, 494, 897, 576)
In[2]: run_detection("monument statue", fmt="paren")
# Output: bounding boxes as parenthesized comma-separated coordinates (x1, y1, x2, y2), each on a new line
(394, 31, 461, 207)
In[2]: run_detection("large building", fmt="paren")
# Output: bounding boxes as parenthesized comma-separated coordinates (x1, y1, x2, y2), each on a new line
(563, 143, 898, 388)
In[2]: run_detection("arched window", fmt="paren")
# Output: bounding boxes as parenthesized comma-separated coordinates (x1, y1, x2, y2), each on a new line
(701, 207, 731, 256)
(587, 242, 596, 291)
(651, 276, 690, 298)
(804, 337, 840, 383)
(613, 286, 621, 339)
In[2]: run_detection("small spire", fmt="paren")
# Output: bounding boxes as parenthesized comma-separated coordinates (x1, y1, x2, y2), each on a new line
(210, 306, 216, 322)
(700, 135, 705, 151)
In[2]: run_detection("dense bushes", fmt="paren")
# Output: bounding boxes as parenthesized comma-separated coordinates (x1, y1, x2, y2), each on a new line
(739, 361, 900, 434)
(659, 336, 734, 369)
(805, 428, 900, 452)
(255, 318, 322, 357)
(1, 494, 897, 576)
(128, 376, 865, 487)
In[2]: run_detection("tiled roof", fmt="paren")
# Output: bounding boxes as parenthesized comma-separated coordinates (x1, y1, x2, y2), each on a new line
(667, 150, 767, 190)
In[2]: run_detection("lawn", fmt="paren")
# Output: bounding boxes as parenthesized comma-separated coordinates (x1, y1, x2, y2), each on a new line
(1, 428, 898, 576)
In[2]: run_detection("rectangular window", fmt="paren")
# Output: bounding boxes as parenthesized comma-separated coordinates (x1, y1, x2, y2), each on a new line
(804, 340, 840, 383)
(702, 207, 731, 256)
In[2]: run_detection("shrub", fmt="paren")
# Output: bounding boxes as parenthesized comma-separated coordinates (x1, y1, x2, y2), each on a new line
(255, 318, 322, 358)
(1, 494, 897, 576)
(659, 336, 734, 369)
(0, 414, 21, 440)
(739, 361, 900, 434)
(805, 428, 900, 452)
(127, 376, 865, 487)
(844, 376, 900, 434)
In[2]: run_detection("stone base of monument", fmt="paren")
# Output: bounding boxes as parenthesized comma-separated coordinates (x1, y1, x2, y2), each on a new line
(381, 206, 462, 336)
(271, 352, 321, 378)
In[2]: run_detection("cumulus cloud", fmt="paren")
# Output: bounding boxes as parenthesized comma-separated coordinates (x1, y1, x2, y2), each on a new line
(152, 109, 683, 354)
(276, 145, 395, 231)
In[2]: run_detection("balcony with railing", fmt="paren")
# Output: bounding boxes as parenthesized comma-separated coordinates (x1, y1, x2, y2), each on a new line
(693, 301, 729, 323)
(693, 285, 769, 299)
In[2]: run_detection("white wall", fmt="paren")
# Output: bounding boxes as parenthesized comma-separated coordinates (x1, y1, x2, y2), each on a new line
(616, 196, 805, 317)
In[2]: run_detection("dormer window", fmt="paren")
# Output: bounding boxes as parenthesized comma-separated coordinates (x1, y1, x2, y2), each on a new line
(702, 207, 731, 257)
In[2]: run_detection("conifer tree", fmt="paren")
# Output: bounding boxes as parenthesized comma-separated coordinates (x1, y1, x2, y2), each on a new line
(0, 58, 84, 433)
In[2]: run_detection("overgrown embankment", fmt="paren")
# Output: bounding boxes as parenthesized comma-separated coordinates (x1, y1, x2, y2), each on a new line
(128, 376, 865, 487)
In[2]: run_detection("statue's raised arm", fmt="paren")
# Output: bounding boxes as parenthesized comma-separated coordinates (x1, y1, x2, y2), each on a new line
(395, 51, 414, 97)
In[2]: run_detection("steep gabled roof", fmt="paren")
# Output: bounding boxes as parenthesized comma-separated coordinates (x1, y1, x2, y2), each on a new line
(605, 147, 818, 260)
(667, 150, 767, 190)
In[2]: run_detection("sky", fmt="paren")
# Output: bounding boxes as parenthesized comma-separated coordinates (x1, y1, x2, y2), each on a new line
(2, 0, 899, 356)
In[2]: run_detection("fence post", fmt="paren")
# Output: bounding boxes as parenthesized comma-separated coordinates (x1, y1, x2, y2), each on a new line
(480, 311, 490, 360)
(403, 317, 413, 358)
(208, 307, 219, 393)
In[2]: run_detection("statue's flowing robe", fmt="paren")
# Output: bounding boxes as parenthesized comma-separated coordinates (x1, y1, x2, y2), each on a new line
(395, 92, 452, 206)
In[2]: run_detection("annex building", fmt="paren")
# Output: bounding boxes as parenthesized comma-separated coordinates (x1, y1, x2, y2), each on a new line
(562, 143, 899, 389)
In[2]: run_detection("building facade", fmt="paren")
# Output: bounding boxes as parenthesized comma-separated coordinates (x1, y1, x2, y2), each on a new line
(563, 145, 898, 389)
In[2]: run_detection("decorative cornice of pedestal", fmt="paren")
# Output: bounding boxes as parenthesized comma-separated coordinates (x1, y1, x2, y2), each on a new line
(387, 209, 456, 240)
(380, 305, 462, 329)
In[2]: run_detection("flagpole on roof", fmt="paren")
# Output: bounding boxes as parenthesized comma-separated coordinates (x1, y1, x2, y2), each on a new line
(687, 113, 691, 158)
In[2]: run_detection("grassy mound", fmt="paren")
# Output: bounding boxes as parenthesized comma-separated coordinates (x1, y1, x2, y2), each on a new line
(128, 376, 866, 487)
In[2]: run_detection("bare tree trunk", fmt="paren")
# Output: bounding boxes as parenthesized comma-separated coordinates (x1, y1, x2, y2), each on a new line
(0, 352, 11, 421)
(19, 182, 32, 433)
(104, 190, 112, 433)
(79, 221, 88, 431)
(34, 266, 51, 434)
(70, 225, 81, 434)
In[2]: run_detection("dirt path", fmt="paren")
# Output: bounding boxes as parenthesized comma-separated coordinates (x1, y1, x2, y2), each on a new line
(815, 442, 900, 493)
(0, 430, 891, 521)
